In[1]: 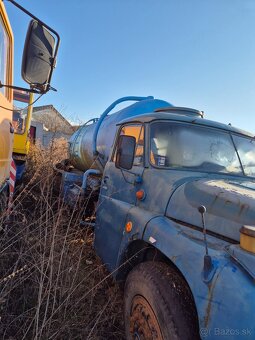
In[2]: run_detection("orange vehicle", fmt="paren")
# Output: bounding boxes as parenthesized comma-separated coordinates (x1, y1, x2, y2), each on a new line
(0, 0, 60, 210)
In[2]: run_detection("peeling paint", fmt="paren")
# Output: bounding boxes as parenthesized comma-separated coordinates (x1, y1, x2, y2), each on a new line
(204, 271, 221, 328)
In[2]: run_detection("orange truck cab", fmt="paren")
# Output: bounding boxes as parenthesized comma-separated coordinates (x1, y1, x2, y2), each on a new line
(0, 0, 60, 211)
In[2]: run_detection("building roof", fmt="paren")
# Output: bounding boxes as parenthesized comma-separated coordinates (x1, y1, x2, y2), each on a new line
(32, 105, 75, 134)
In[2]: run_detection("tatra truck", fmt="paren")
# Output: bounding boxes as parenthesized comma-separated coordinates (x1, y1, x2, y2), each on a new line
(58, 96, 255, 339)
(0, 0, 59, 210)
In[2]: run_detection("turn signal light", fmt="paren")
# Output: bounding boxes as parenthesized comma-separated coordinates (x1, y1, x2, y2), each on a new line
(136, 189, 145, 201)
(125, 221, 133, 233)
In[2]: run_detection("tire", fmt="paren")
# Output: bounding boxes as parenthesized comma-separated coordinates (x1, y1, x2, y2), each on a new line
(124, 261, 199, 340)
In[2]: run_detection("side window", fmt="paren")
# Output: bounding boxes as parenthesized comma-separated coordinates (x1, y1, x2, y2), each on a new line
(0, 16, 9, 97)
(114, 124, 144, 167)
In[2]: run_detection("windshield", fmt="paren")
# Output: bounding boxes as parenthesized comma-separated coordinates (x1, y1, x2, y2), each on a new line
(150, 122, 254, 177)
(232, 135, 255, 177)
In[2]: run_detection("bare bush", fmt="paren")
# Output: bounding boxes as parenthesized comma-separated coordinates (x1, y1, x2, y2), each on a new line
(0, 141, 124, 339)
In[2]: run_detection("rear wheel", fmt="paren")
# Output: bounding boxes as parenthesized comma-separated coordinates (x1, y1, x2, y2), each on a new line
(124, 261, 199, 340)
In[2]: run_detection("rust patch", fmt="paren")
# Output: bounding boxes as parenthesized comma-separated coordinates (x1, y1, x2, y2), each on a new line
(204, 271, 221, 328)
(224, 200, 232, 205)
(238, 203, 249, 217)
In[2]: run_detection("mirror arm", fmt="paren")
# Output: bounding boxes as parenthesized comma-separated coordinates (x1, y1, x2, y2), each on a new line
(5, 0, 60, 87)
(0, 81, 43, 94)
(5, 0, 60, 40)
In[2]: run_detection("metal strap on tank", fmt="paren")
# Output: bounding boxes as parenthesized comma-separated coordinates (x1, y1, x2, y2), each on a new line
(92, 96, 154, 157)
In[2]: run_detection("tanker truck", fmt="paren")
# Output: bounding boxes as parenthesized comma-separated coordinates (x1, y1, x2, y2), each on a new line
(0, 0, 60, 211)
(58, 96, 255, 339)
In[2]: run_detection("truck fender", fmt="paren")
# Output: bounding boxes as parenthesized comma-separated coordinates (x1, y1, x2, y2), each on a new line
(142, 216, 255, 338)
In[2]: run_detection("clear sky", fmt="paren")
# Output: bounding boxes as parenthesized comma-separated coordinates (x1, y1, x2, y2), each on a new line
(5, 0, 255, 132)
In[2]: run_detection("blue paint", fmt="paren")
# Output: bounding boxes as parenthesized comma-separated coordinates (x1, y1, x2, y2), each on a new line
(227, 245, 255, 279)
(15, 162, 26, 181)
(201, 255, 217, 283)
(142, 218, 255, 336)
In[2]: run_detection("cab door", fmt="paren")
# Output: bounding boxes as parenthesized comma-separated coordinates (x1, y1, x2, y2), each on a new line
(94, 123, 144, 272)
(0, 4, 13, 190)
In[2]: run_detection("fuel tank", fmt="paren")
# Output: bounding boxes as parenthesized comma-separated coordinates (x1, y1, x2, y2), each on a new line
(69, 98, 171, 171)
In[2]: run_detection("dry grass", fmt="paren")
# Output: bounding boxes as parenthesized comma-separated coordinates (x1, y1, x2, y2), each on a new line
(0, 140, 124, 339)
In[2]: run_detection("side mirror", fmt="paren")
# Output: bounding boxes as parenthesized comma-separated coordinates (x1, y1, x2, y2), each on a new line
(22, 20, 58, 93)
(116, 135, 136, 170)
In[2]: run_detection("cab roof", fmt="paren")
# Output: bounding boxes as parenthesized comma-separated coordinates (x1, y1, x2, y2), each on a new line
(118, 107, 254, 138)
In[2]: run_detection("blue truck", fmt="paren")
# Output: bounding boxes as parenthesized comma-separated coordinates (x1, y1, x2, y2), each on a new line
(59, 96, 255, 339)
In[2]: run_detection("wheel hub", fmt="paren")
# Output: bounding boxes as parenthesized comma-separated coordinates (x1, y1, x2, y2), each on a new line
(130, 295, 163, 340)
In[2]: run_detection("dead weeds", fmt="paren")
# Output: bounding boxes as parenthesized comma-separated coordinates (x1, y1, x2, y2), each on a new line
(0, 140, 124, 339)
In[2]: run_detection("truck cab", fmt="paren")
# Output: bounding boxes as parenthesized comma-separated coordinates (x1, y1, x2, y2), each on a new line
(63, 97, 255, 339)
(94, 104, 255, 339)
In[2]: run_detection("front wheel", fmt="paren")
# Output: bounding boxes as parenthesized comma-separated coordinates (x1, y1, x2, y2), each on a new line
(124, 261, 199, 340)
